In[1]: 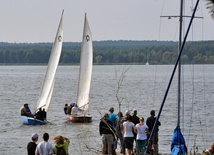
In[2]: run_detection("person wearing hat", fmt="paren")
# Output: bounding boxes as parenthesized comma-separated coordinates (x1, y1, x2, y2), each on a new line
(27, 133, 39, 155)
(121, 109, 130, 123)
(35, 133, 53, 155)
(99, 113, 115, 155)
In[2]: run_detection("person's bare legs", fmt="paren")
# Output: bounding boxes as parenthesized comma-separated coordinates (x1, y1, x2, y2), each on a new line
(126, 148, 132, 155)
(102, 144, 106, 155)
(108, 144, 112, 155)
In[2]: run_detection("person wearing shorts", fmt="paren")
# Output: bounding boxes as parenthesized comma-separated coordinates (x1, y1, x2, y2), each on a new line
(99, 113, 115, 155)
(122, 114, 135, 155)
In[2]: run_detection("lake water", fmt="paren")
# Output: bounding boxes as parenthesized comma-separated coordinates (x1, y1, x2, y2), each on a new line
(0, 65, 213, 155)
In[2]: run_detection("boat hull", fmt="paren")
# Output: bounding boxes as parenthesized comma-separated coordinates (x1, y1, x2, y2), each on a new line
(21, 116, 47, 125)
(67, 114, 92, 123)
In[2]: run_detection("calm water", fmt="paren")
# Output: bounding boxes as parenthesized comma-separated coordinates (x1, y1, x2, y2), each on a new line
(0, 65, 213, 155)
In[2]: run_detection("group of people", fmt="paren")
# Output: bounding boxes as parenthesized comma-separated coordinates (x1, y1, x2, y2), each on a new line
(27, 132, 70, 155)
(64, 103, 82, 115)
(20, 103, 47, 121)
(99, 107, 161, 155)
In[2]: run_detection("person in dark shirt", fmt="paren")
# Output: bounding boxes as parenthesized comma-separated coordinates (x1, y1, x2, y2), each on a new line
(146, 110, 161, 155)
(132, 109, 140, 153)
(27, 133, 38, 155)
(99, 113, 115, 155)
(42, 108, 47, 120)
(132, 109, 140, 137)
(35, 108, 46, 121)
(64, 103, 68, 114)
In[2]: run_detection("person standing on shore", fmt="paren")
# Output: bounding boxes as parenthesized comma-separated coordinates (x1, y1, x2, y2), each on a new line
(146, 110, 161, 155)
(134, 117, 148, 155)
(122, 114, 135, 155)
(116, 111, 125, 154)
(35, 133, 53, 155)
(53, 135, 70, 155)
(99, 113, 115, 155)
(108, 107, 118, 154)
(132, 109, 140, 153)
(27, 133, 39, 155)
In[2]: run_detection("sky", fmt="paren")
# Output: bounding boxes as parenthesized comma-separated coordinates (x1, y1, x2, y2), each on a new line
(0, 0, 214, 43)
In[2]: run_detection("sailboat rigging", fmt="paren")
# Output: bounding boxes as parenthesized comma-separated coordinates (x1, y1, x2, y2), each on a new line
(67, 13, 93, 123)
(146, 0, 201, 155)
(21, 10, 64, 125)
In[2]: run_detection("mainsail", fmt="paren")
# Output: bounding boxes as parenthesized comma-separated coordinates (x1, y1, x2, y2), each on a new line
(76, 13, 93, 113)
(36, 10, 64, 112)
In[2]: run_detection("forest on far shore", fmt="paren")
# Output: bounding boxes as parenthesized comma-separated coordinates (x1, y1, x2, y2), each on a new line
(0, 40, 214, 65)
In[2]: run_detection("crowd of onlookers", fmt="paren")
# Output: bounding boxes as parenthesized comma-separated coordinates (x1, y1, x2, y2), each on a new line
(24, 104, 214, 155)
(99, 107, 161, 155)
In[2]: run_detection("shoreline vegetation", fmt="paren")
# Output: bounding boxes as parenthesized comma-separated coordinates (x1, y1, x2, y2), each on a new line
(0, 40, 214, 65)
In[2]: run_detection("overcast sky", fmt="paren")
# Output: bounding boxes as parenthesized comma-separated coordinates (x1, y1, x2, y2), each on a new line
(0, 0, 213, 43)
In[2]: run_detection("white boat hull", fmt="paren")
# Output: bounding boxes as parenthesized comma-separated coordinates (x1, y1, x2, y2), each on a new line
(67, 114, 92, 123)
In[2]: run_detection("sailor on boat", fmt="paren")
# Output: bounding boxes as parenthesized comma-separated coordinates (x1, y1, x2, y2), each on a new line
(20, 103, 33, 117)
(71, 103, 82, 115)
(34, 108, 46, 121)
(64, 103, 68, 115)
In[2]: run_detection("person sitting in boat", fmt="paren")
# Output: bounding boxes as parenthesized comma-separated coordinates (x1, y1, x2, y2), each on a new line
(25, 104, 32, 114)
(42, 108, 47, 120)
(20, 103, 33, 117)
(34, 108, 46, 121)
(66, 103, 74, 115)
(71, 103, 82, 115)
(64, 103, 68, 115)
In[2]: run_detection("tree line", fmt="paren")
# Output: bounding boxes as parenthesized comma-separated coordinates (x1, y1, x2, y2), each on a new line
(0, 40, 214, 65)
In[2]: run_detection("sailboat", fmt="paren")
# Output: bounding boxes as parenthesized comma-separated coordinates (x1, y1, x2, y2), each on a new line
(147, 1, 201, 155)
(21, 10, 64, 125)
(67, 13, 93, 123)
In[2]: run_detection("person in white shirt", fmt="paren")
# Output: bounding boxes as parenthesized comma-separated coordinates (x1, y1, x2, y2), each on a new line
(122, 115, 135, 155)
(71, 103, 82, 115)
(35, 133, 53, 155)
(134, 117, 149, 155)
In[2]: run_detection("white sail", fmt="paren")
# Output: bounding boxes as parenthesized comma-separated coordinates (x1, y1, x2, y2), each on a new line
(76, 13, 93, 113)
(36, 10, 64, 112)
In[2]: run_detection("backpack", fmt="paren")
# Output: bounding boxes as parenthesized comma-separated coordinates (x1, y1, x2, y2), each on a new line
(56, 146, 66, 155)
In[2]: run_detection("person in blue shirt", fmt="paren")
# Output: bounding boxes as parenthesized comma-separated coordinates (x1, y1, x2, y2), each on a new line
(108, 107, 118, 154)
(108, 107, 118, 129)
(25, 104, 32, 114)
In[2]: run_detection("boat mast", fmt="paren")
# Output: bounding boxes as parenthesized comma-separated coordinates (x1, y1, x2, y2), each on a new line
(177, 0, 183, 128)
(160, 0, 203, 128)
